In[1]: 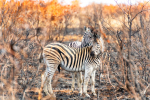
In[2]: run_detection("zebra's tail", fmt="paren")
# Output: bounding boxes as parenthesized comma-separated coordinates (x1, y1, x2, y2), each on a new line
(39, 52, 43, 63)
(58, 64, 61, 73)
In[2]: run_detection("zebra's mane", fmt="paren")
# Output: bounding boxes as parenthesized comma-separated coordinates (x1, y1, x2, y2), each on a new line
(89, 26, 100, 39)
(68, 44, 91, 54)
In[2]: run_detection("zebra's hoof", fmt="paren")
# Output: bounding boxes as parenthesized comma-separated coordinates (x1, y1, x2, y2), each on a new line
(92, 93, 97, 97)
(78, 93, 82, 96)
(71, 88, 74, 92)
(52, 94, 56, 97)
(85, 94, 90, 98)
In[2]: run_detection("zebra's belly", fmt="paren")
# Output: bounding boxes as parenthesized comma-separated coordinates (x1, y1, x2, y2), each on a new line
(60, 62, 85, 72)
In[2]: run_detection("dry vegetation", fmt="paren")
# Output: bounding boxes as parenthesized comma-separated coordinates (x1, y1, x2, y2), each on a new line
(0, 0, 150, 100)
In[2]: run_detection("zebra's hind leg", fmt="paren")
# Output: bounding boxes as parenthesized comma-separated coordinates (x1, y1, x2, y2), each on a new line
(42, 71, 50, 96)
(38, 72, 46, 100)
(71, 73, 75, 91)
(83, 67, 93, 98)
(46, 65, 57, 97)
(77, 72, 83, 96)
(91, 70, 97, 96)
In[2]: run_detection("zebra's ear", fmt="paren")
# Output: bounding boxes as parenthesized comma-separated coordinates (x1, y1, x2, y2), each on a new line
(84, 26, 86, 31)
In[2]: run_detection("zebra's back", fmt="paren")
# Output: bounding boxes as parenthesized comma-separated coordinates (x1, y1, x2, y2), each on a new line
(43, 42, 89, 72)
(69, 41, 81, 48)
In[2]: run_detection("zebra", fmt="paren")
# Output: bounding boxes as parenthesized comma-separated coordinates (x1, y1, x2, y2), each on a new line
(69, 41, 83, 94)
(68, 27, 96, 93)
(69, 28, 105, 96)
(39, 26, 103, 98)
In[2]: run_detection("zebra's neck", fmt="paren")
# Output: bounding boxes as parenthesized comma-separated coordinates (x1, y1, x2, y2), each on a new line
(74, 46, 91, 55)
(80, 41, 91, 48)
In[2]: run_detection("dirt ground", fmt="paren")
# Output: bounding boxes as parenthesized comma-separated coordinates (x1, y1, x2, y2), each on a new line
(16, 67, 148, 100)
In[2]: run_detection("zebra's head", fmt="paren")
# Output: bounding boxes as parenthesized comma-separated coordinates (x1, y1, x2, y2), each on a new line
(84, 26, 102, 57)
(82, 26, 95, 47)
(90, 33, 102, 57)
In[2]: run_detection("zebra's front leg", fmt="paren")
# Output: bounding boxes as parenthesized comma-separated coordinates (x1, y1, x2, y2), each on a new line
(71, 73, 75, 91)
(46, 66, 57, 97)
(42, 71, 49, 95)
(77, 72, 83, 96)
(83, 68, 92, 98)
(91, 70, 97, 96)
(38, 72, 47, 100)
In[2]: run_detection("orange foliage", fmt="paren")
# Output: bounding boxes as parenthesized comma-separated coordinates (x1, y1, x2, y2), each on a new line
(72, 0, 80, 8)
(103, 4, 117, 15)
(0, 0, 80, 26)
(103, 2, 150, 18)
(0, 0, 149, 25)
(0, 0, 149, 33)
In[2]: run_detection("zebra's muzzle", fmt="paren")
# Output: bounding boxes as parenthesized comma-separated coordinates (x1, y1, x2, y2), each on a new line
(90, 51, 95, 57)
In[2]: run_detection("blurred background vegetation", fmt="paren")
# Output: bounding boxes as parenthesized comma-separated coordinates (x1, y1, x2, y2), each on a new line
(0, 0, 150, 99)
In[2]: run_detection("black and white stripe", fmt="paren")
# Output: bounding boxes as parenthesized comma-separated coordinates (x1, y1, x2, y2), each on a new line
(43, 42, 96, 72)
